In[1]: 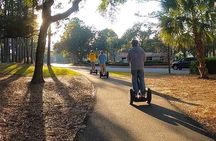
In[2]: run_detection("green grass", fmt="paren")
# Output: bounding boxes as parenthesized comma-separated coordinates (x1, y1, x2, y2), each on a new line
(109, 71, 169, 79)
(0, 63, 79, 77)
(109, 71, 131, 77)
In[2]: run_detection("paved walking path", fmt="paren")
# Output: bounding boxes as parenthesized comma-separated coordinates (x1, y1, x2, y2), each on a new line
(65, 65, 214, 141)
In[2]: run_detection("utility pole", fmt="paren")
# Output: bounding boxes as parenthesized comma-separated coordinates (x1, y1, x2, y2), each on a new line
(168, 45, 171, 74)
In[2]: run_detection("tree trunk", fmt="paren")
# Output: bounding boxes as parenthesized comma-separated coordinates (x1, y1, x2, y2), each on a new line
(106, 50, 109, 63)
(168, 46, 171, 74)
(15, 38, 18, 62)
(31, 21, 49, 83)
(213, 39, 216, 56)
(182, 47, 187, 59)
(0, 40, 3, 63)
(47, 25, 51, 66)
(30, 37, 34, 64)
(26, 39, 29, 64)
(17, 38, 20, 62)
(192, 18, 208, 78)
(23, 39, 26, 63)
(18, 38, 22, 63)
(20, 39, 23, 63)
(195, 39, 208, 78)
(12, 38, 14, 62)
(5, 38, 9, 62)
(31, 0, 81, 84)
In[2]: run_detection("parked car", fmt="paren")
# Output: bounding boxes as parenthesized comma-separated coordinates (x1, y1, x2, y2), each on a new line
(172, 57, 196, 70)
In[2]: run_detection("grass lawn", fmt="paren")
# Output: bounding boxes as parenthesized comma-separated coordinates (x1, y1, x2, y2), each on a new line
(110, 71, 216, 137)
(109, 71, 131, 78)
(0, 63, 79, 77)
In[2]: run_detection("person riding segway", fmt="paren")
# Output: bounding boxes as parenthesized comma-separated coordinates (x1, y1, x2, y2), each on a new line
(88, 50, 98, 74)
(98, 50, 109, 78)
(127, 39, 151, 105)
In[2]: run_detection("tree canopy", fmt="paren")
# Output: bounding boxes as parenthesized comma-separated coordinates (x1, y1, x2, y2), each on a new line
(54, 18, 94, 62)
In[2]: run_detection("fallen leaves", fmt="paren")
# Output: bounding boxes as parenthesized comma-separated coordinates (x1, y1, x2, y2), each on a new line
(0, 75, 94, 141)
(146, 74, 216, 136)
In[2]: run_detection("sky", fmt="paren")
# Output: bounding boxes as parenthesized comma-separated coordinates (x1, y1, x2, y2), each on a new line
(43, 0, 161, 45)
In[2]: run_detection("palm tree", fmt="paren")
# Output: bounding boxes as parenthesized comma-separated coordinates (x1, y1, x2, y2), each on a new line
(159, 0, 216, 78)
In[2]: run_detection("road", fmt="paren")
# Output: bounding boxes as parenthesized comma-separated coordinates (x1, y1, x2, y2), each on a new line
(53, 64, 190, 74)
(53, 64, 214, 141)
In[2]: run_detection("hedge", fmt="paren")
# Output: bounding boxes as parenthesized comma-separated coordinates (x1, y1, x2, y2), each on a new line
(144, 60, 168, 66)
(190, 57, 216, 74)
(107, 61, 168, 66)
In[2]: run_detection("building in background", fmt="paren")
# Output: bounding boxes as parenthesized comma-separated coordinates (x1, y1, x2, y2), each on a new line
(115, 52, 168, 63)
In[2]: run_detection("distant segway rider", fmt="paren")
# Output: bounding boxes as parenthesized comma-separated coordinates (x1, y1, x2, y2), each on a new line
(127, 39, 146, 96)
(88, 50, 97, 71)
(98, 50, 107, 75)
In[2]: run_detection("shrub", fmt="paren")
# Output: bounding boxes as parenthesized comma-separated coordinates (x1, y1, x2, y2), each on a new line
(206, 57, 216, 74)
(144, 60, 168, 66)
(107, 62, 129, 66)
(190, 57, 216, 74)
(190, 61, 199, 74)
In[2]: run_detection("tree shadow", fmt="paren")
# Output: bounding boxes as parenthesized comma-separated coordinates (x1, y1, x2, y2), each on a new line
(107, 77, 199, 106)
(0, 65, 30, 114)
(152, 90, 200, 106)
(47, 65, 75, 107)
(132, 104, 215, 139)
(0, 64, 30, 82)
(0, 63, 19, 77)
(105, 77, 131, 87)
(0, 63, 15, 70)
(75, 111, 136, 141)
(6, 83, 46, 141)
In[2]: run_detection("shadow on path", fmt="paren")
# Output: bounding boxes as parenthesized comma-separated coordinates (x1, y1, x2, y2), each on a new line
(75, 112, 135, 141)
(106, 76, 199, 106)
(105, 77, 131, 87)
(152, 90, 200, 106)
(132, 104, 214, 139)
(105, 76, 199, 106)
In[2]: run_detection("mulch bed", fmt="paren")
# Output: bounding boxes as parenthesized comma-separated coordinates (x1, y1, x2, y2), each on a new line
(0, 75, 95, 141)
(145, 74, 216, 137)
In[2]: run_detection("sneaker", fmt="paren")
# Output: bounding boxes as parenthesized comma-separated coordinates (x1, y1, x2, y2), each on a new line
(136, 94, 140, 99)
(136, 92, 141, 98)
(140, 90, 146, 97)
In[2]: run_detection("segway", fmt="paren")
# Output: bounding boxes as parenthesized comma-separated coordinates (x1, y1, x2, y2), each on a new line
(90, 69, 98, 75)
(99, 71, 109, 78)
(130, 88, 152, 105)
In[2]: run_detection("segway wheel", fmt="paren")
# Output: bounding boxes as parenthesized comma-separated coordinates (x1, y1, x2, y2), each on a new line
(106, 72, 109, 78)
(147, 88, 152, 105)
(99, 72, 102, 78)
(130, 89, 134, 105)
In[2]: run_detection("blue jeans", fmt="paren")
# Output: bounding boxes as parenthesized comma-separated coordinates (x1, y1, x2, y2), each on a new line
(131, 69, 145, 94)
(91, 62, 95, 70)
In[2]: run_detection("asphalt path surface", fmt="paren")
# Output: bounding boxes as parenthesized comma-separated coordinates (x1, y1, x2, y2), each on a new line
(53, 64, 214, 141)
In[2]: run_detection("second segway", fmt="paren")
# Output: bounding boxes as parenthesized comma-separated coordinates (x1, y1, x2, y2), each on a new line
(90, 69, 98, 75)
(99, 71, 109, 78)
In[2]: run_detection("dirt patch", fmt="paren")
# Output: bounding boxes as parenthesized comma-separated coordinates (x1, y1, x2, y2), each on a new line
(145, 74, 216, 137)
(0, 75, 95, 141)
